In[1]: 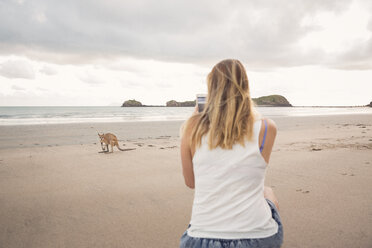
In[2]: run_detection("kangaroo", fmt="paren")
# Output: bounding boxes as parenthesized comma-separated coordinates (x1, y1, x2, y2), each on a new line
(98, 133, 134, 153)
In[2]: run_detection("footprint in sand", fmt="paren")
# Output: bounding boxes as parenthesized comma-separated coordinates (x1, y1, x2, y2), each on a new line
(148, 144, 155, 147)
(166, 146, 178, 149)
(156, 136, 171, 139)
(160, 147, 165, 149)
(340, 172, 355, 176)
(296, 189, 310, 194)
(311, 148, 322, 151)
(34, 143, 39, 146)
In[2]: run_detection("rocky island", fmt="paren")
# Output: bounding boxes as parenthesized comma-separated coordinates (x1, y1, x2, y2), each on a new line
(121, 95, 292, 107)
(121, 99, 143, 107)
(366, 101, 372, 107)
(166, 100, 196, 107)
(252, 95, 292, 107)
(164, 95, 292, 107)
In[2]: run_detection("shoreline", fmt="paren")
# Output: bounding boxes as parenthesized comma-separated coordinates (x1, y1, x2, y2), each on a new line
(0, 114, 371, 150)
(0, 108, 372, 127)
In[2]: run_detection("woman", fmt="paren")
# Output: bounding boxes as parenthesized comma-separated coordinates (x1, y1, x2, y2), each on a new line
(179, 59, 283, 248)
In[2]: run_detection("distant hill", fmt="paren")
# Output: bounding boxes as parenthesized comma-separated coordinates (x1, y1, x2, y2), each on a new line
(165, 95, 291, 107)
(166, 100, 196, 107)
(252, 95, 292, 107)
(121, 95, 292, 107)
(121, 99, 142, 107)
(166, 95, 292, 107)
(367, 101, 372, 107)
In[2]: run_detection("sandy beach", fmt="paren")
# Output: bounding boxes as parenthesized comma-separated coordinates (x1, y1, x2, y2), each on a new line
(0, 114, 371, 248)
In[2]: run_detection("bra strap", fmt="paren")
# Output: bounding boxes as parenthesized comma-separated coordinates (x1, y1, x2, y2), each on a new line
(259, 119, 268, 153)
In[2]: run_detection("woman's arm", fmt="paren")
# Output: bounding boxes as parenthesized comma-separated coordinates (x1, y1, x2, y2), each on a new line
(180, 113, 199, 189)
(259, 118, 277, 164)
(181, 132, 195, 189)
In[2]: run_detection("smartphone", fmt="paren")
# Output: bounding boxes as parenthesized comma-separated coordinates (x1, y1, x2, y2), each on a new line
(196, 94, 207, 112)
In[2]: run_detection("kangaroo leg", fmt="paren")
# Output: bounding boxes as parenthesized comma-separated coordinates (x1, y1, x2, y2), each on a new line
(111, 142, 114, 153)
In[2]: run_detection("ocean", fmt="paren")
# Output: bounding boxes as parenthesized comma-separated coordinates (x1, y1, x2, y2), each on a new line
(0, 106, 371, 126)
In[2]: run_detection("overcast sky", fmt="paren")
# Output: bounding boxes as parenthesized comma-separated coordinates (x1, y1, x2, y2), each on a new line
(0, 0, 371, 106)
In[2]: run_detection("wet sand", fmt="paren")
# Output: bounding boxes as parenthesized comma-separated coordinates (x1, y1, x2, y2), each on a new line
(0, 114, 371, 247)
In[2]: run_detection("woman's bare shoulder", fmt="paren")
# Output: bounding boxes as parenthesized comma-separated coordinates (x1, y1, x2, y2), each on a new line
(265, 118, 277, 133)
(259, 117, 277, 136)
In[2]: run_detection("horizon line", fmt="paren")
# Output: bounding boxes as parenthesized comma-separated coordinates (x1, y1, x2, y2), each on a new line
(0, 105, 370, 108)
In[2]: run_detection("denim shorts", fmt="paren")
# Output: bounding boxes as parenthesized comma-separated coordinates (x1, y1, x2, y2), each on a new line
(179, 199, 283, 248)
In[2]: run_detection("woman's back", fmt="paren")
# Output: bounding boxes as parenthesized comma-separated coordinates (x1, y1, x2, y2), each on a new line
(180, 59, 283, 248)
(187, 118, 278, 239)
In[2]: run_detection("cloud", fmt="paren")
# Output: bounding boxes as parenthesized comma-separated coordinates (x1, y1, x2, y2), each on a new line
(155, 82, 172, 88)
(78, 72, 107, 85)
(39, 65, 58, 75)
(1, 0, 371, 69)
(0, 59, 35, 79)
(11, 85, 25, 91)
(332, 38, 372, 70)
(37, 87, 49, 92)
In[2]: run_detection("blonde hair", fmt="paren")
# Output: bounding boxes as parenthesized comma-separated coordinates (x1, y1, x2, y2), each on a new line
(184, 59, 259, 150)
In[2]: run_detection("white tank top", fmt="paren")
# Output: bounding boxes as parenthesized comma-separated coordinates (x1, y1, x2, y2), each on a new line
(187, 119, 279, 239)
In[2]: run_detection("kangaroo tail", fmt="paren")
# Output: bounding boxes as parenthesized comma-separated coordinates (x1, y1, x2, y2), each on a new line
(116, 142, 136, 152)
(116, 142, 124, 151)
(117, 145, 125, 151)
